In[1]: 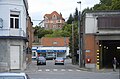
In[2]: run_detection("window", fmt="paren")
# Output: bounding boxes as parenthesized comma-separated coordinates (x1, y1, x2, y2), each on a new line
(10, 12, 19, 29)
(58, 20, 60, 23)
(53, 41, 58, 45)
(53, 25, 56, 29)
(52, 14, 57, 20)
(98, 16, 120, 29)
(33, 52, 36, 56)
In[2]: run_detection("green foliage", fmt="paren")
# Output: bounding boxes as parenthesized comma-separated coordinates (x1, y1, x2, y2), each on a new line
(111, 0, 120, 10)
(74, 8, 79, 21)
(33, 25, 53, 38)
(100, 0, 112, 6)
(82, 7, 92, 14)
(93, 4, 111, 10)
(82, 0, 120, 12)
(67, 14, 74, 24)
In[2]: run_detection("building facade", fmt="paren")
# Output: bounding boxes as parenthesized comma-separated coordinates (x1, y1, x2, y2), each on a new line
(83, 11, 120, 69)
(32, 37, 70, 59)
(0, 0, 29, 71)
(26, 16, 33, 64)
(44, 11, 65, 30)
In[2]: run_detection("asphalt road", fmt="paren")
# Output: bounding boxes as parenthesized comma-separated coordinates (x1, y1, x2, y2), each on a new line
(25, 59, 119, 79)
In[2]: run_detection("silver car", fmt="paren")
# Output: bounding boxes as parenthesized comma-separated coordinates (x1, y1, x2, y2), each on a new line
(55, 57, 65, 65)
(0, 73, 30, 79)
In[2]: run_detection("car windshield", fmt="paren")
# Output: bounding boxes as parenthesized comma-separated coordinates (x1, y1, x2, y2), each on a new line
(0, 76, 25, 79)
(56, 57, 63, 60)
(38, 57, 45, 59)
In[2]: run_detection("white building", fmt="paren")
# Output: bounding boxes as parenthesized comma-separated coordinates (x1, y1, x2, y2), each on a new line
(32, 46, 69, 59)
(32, 37, 70, 59)
(0, 0, 28, 71)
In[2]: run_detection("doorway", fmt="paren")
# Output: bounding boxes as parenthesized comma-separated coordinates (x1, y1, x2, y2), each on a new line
(99, 40, 120, 68)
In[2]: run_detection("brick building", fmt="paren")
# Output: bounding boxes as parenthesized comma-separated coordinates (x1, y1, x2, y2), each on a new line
(83, 11, 120, 69)
(44, 11, 65, 30)
(26, 16, 34, 64)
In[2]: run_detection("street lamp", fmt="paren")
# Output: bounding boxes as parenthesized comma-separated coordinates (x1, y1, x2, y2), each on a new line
(77, 1, 82, 67)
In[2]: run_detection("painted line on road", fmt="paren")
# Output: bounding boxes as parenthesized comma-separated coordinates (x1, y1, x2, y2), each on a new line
(53, 69, 58, 71)
(68, 69, 73, 71)
(61, 69, 66, 71)
(37, 69, 81, 72)
(38, 69, 42, 71)
(46, 69, 50, 71)
(76, 70, 81, 71)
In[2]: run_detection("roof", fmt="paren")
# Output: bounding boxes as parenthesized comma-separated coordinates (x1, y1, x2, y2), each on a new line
(40, 37, 69, 47)
(83, 10, 120, 16)
(44, 11, 65, 20)
(0, 73, 26, 76)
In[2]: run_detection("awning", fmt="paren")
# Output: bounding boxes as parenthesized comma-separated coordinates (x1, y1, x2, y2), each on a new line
(36, 50, 66, 53)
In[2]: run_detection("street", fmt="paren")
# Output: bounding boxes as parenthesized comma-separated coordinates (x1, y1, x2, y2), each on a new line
(23, 59, 119, 79)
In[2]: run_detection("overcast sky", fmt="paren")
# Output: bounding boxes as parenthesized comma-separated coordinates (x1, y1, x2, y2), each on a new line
(27, 0, 100, 26)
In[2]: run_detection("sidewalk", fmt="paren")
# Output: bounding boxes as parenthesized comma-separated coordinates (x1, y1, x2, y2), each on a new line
(71, 64, 120, 73)
(9, 60, 120, 73)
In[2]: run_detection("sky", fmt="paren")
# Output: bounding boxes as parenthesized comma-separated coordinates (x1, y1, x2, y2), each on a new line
(27, 0, 100, 26)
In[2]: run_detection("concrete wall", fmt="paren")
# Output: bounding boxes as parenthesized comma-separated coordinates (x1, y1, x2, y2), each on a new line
(85, 14, 97, 34)
(0, 38, 26, 71)
(85, 12, 120, 34)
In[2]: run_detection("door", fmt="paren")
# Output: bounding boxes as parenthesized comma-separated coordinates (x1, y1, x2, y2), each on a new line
(10, 46, 20, 69)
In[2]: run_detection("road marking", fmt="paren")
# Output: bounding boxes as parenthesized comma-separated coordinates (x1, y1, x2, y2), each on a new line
(46, 69, 50, 71)
(38, 69, 42, 71)
(68, 69, 73, 71)
(37, 69, 81, 72)
(53, 69, 58, 71)
(76, 70, 81, 71)
(61, 69, 66, 71)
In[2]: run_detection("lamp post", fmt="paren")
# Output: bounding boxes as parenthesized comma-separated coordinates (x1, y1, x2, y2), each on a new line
(77, 1, 82, 67)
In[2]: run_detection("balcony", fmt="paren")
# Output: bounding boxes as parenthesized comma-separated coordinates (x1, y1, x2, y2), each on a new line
(0, 28, 26, 37)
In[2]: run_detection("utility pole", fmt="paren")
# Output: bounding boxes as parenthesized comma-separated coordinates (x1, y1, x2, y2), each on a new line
(77, 1, 82, 67)
(72, 21, 74, 64)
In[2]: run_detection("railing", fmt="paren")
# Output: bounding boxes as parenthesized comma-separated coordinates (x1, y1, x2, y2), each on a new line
(0, 28, 26, 37)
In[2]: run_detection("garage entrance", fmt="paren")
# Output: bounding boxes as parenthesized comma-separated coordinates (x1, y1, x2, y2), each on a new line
(99, 40, 120, 68)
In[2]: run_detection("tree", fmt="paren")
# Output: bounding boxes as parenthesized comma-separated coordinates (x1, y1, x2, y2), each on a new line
(67, 14, 74, 24)
(111, 0, 120, 10)
(82, 7, 92, 14)
(92, 0, 120, 10)
(33, 25, 53, 38)
(100, 0, 112, 6)
(74, 8, 79, 21)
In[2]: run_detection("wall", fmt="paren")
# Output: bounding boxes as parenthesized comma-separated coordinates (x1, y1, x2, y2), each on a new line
(84, 11, 120, 69)
(0, 0, 27, 37)
(85, 13, 97, 34)
(0, 38, 26, 71)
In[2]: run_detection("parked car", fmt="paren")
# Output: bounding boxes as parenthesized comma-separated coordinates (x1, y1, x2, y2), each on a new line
(0, 73, 30, 79)
(36, 56, 46, 65)
(55, 57, 65, 65)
